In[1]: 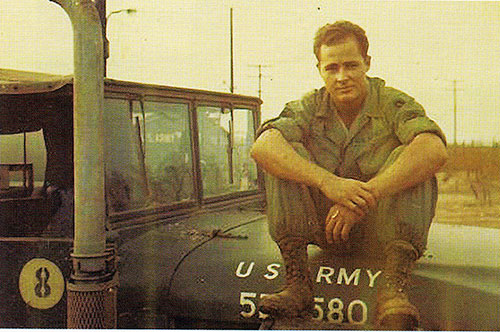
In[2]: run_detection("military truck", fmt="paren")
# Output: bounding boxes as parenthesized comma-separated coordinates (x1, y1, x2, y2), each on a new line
(1, 0, 499, 329)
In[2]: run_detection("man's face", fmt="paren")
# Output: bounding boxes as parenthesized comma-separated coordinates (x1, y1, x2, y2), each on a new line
(317, 37, 370, 108)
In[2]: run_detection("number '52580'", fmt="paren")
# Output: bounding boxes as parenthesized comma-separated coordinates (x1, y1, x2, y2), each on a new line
(239, 292, 368, 325)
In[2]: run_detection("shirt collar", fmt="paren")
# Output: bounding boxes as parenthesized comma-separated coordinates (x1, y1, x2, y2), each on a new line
(315, 76, 385, 119)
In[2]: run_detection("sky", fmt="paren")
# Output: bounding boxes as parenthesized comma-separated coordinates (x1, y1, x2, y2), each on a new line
(1, 0, 499, 144)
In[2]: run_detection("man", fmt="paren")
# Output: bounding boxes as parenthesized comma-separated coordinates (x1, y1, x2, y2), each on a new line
(250, 21, 448, 329)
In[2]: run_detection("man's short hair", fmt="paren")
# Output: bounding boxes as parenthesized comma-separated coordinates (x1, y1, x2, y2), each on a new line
(313, 21, 369, 61)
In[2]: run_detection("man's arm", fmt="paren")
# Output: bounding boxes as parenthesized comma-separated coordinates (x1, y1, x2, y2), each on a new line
(367, 132, 448, 199)
(327, 133, 448, 243)
(250, 128, 376, 214)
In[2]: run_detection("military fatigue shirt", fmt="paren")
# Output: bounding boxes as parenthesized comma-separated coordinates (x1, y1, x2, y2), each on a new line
(258, 77, 446, 181)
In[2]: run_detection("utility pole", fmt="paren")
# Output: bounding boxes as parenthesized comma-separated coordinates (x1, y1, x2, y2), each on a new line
(95, 0, 108, 76)
(453, 79, 457, 145)
(230, 8, 234, 93)
(249, 64, 271, 99)
(436, 78, 462, 145)
(257, 65, 263, 99)
(448, 79, 462, 145)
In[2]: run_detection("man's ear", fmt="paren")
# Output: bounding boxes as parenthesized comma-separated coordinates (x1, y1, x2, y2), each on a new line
(364, 55, 371, 70)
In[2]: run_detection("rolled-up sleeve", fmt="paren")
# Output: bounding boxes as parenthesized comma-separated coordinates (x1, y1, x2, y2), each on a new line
(392, 95, 447, 146)
(256, 100, 310, 143)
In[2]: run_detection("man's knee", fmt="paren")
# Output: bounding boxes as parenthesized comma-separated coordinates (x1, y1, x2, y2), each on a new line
(373, 176, 438, 256)
(372, 145, 439, 256)
(264, 142, 314, 194)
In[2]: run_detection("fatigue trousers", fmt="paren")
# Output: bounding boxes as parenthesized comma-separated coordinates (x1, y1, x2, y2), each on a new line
(264, 143, 438, 258)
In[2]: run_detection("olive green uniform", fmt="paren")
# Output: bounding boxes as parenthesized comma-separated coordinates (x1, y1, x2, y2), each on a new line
(258, 77, 446, 257)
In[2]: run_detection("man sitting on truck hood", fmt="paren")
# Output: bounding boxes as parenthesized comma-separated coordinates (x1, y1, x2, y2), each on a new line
(250, 20, 448, 330)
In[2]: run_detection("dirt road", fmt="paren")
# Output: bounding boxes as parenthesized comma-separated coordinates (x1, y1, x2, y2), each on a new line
(435, 192, 500, 229)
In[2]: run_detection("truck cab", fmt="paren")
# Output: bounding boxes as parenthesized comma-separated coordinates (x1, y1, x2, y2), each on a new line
(0, 68, 266, 328)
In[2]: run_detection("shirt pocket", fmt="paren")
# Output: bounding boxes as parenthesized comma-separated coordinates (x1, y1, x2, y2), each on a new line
(307, 120, 342, 173)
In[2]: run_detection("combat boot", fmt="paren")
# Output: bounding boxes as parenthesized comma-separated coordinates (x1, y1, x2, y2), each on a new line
(375, 240, 420, 330)
(259, 237, 313, 318)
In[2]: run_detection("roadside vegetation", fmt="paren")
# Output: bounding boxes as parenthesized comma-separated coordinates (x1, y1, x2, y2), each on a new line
(435, 144, 500, 228)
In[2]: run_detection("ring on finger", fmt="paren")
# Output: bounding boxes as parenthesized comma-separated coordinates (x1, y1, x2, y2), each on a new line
(330, 209, 340, 220)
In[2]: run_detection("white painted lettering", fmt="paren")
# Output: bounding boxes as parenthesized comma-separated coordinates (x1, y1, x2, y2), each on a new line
(236, 261, 255, 278)
(337, 268, 361, 286)
(327, 298, 344, 323)
(240, 292, 257, 318)
(312, 297, 325, 321)
(366, 269, 382, 288)
(316, 266, 334, 284)
(258, 294, 270, 319)
(264, 263, 281, 280)
(347, 300, 368, 324)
